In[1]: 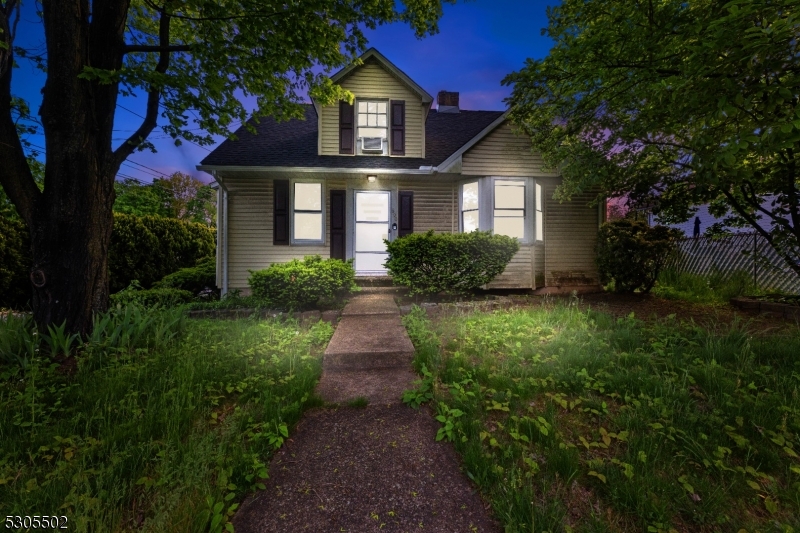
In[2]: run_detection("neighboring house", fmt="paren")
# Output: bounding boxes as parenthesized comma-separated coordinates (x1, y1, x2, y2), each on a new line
(199, 48, 604, 295)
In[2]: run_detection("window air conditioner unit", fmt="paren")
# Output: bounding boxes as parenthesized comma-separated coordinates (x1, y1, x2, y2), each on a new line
(361, 137, 384, 152)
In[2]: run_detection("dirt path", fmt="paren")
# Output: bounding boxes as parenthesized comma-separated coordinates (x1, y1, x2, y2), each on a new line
(232, 291, 501, 533)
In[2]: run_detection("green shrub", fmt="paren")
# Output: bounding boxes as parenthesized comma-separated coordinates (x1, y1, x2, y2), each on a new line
(110, 280, 195, 308)
(153, 256, 217, 296)
(248, 255, 356, 310)
(0, 217, 30, 309)
(596, 219, 681, 293)
(384, 230, 520, 295)
(109, 213, 215, 292)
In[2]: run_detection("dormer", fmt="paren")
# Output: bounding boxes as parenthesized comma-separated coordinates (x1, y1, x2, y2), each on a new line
(316, 49, 433, 158)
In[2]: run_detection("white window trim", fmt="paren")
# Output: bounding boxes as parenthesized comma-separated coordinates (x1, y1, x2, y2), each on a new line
(459, 179, 481, 233)
(290, 178, 326, 245)
(356, 98, 389, 156)
(534, 181, 544, 243)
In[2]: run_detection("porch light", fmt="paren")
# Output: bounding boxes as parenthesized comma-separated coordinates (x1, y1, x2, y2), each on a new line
(367, 175, 377, 182)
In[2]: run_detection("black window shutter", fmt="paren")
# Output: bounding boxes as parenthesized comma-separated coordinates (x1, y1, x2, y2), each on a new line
(398, 191, 413, 237)
(330, 190, 346, 260)
(273, 179, 290, 245)
(339, 101, 354, 154)
(390, 100, 405, 156)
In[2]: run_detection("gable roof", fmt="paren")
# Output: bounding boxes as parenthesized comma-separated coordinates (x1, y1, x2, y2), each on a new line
(330, 48, 434, 106)
(199, 105, 505, 171)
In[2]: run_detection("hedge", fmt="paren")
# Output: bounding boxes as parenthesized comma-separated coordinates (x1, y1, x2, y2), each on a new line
(109, 281, 195, 308)
(0, 213, 215, 309)
(384, 230, 520, 294)
(109, 213, 215, 293)
(596, 219, 681, 293)
(153, 256, 217, 296)
(248, 255, 356, 310)
(0, 217, 31, 309)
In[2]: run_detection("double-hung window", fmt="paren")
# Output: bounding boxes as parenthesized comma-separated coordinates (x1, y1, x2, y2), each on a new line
(357, 101, 388, 153)
(461, 181, 480, 232)
(293, 182, 323, 242)
(493, 179, 526, 240)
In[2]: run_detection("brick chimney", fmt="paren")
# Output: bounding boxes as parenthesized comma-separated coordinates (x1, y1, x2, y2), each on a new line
(437, 91, 460, 113)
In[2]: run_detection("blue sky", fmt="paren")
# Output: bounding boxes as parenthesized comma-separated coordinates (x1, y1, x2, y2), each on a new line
(13, 1, 556, 184)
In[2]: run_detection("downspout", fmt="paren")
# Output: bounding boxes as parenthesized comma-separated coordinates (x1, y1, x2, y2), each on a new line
(214, 171, 230, 297)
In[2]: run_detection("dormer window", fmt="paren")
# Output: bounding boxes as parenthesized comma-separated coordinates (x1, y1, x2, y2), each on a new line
(357, 100, 388, 154)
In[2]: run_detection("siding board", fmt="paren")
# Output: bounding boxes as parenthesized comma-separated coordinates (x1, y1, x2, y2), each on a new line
(224, 176, 346, 290)
(320, 62, 424, 158)
(543, 186, 600, 286)
(462, 123, 556, 177)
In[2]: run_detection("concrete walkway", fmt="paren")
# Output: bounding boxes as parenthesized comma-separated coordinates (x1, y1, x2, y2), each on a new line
(315, 290, 419, 405)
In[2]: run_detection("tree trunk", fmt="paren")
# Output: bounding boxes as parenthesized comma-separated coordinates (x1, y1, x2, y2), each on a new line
(6, 0, 130, 334)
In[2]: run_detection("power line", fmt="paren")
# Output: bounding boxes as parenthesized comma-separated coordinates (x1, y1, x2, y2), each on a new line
(25, 142, 160, 185)
(116, 104, 212, 152)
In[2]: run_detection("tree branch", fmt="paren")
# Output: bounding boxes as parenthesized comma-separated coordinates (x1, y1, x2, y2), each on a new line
(114, 5, 174, 165)
(122, 44, 192, 54)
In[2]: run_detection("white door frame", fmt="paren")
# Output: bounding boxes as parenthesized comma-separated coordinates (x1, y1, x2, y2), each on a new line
(352, 189, 392, 274)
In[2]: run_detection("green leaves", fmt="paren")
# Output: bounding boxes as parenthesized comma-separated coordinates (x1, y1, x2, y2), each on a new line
(385, 230, 519, 295)
(505, 0, 800, 281)
(247, 255, 356, 310)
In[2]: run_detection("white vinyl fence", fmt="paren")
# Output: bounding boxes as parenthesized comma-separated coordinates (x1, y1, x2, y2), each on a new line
(669, 233, 800, 294)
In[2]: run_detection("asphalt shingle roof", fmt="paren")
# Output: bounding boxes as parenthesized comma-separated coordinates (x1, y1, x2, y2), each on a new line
(199, 105, 505, 169)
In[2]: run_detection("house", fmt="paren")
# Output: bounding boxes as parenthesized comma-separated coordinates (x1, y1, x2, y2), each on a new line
(198, 48, 604, 295)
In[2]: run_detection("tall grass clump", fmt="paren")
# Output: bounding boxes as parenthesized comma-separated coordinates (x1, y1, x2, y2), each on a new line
(0, 310, 332, 532)
(654, 267, 759, 303)
(402, 302, 800, 532)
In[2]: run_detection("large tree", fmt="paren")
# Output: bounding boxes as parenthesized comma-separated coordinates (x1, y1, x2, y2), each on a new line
(0, 0, 453, 333)
(505, 0, 800, 279)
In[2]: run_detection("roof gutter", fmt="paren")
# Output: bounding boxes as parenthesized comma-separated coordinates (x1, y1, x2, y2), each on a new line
(197, 165, 436, 175)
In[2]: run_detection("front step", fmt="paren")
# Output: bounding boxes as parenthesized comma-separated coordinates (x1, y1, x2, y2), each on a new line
(323, 315, 415, 371)
(355, 276, 395, 288)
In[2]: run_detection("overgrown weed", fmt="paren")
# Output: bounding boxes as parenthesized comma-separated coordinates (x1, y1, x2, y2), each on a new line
(0, 312, 333, 532)
(402, 303, 800, 532)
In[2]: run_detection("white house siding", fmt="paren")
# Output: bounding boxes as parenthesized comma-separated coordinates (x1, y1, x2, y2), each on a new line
(462, 122, 556, 177)
(543, 185, 600, 286)
(396, 178, 456, 234)
(222, 175, 347, 292)
(319, 61, 425, 158)
(486, 246, 534, 289)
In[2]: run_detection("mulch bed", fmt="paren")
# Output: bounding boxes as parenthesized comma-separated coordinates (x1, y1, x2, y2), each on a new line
(233, 404, 501, 533)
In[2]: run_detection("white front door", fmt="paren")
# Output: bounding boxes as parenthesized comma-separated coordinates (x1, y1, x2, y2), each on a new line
(354, 191, 390, 274)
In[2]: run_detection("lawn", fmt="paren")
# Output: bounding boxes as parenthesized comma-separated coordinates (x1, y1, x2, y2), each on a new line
(0, 308, 332, 532)
(402, 302, 800, 533)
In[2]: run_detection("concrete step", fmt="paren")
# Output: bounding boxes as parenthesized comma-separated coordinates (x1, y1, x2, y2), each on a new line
(323, 315, 415, 371)
(341, 294, 401, 316)
(355, 276, 395, 287)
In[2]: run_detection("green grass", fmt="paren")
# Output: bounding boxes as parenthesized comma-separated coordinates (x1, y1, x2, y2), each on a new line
(402, 303, 800, 533)
(653, 268, 763, 304)
(0, 311, 333, 532)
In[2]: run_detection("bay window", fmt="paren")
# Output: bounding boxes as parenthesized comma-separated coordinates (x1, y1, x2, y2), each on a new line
(493, 179, 526, 239)
(461, 181, 480, 232)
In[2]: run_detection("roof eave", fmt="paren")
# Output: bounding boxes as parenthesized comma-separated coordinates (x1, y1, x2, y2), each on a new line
(330, 48, 434, 105)
(196, 165, 436, 175)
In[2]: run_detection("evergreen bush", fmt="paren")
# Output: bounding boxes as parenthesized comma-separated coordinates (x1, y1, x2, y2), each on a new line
(248, 256, 356, 310)
(384, 230, 520, 294)
(0, 217, 30, 309)
(596, 219, 681, 293)
(109, 281, 194, 308)
(109, 213, 215, 292)
(153, 256, 217, 296)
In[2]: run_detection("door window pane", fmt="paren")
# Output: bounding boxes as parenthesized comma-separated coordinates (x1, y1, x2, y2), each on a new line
(356, 192, 389, 222)
(355, 222, 389, 252)
(355, 252, 388, 272)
